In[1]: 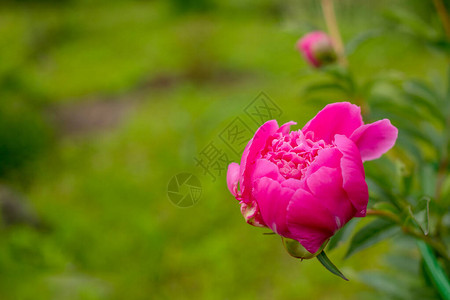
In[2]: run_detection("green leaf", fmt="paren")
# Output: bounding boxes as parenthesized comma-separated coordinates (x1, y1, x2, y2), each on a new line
(366, 179, 397, 205)
(372, 202, 399, 214)
(320, 65, 350, 81)
(446, 66, 450, 106)
(360, 70, 405, 96)
(404, 80, 440, 106)
(385, 253, 420, 275)
(316, 251, 349, 281)
(421, 123, 445, 156)
(364, 158, 400, 207)
(420, 164, 437, 197)
(345, 219, 399, 258)
(345, 29, 384, 56)
(358, 271, 415, 299)
(383, 8, 439, 40)
(396, 135, 424, 165)
(370, 95, 426, 126)
(397, 122, 436, 148)
(303, 81, 349, 96)
(411, 197, 430, 235)
(394, 159, 413, 197)
(320, 65, 355, 93)
(417, 241, 450, 300)
(327, 218, 358, 251)
(440, 175, 450, 203)
(403, 81, 446, 125)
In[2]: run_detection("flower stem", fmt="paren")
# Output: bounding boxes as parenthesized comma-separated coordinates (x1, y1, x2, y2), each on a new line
(435, 158, 448, 201)
(366, 209, 449, 261)
(321, 0, 347, 66)
(401, 225, 449, 261)
(435, 112, 449, 200)
(433, 0, 450, 40)
(366, 209, 401, 223)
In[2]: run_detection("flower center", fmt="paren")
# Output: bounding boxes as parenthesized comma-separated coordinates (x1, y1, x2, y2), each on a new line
(261, 130, 332, 180)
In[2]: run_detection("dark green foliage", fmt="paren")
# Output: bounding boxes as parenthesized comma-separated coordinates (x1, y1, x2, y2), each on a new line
(0, 102, 51, 180)
(317, 251, 349, 281)
(346, 219, 400, 259)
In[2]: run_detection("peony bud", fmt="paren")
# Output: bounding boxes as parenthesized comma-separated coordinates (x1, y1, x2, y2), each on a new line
(282, 237, 328, 260)
(296, 31, 337, 68)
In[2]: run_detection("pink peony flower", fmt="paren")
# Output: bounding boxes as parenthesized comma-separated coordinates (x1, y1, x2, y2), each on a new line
(297, 31, 337, 68)
(226, 102, 398, 254)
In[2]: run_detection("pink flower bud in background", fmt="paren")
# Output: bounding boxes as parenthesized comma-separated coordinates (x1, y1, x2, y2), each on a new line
(297, 31, 337, 68)
(227, 102, 398, 257)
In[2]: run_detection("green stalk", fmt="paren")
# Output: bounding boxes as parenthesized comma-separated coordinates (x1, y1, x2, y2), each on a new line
(366, 209, 449, 261)
(321, 0, 347, 66)
(417, 241, 450, 300)
(433, 0, 450, 40)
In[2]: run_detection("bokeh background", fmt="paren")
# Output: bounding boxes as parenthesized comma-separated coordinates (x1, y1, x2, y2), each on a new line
(0, 0, 447, 299)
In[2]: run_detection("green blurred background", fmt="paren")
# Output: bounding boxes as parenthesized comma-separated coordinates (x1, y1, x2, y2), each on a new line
(0, 0, 447, 299)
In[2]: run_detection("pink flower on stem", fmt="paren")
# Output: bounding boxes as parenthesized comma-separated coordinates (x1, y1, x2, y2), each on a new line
(227, 102, 398, 257)
(297, 31, 337, 68)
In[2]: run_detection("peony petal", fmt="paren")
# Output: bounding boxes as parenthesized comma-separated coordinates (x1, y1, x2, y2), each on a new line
(226, 162, 240, 197)
(252, 159, 284, 183)
(238, 159, 283, 228)
(281, 178, 304, 190)
(297, 38, 320, 67)
(254, 177, 295, 236)
(304, 147, 342, 178)
(334, 135, 369, 217)
(238, 139, 252, 191)
(297, 32, 328, 67)
(239, 201, 266, 227)
(286, 189, 338, 253)
(302, 102, 363, 143)
(240, 120, 279, 200)
(350, 119, 398, 162)
(277, 121, 297, 135)
(306, 166, 356, 227)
